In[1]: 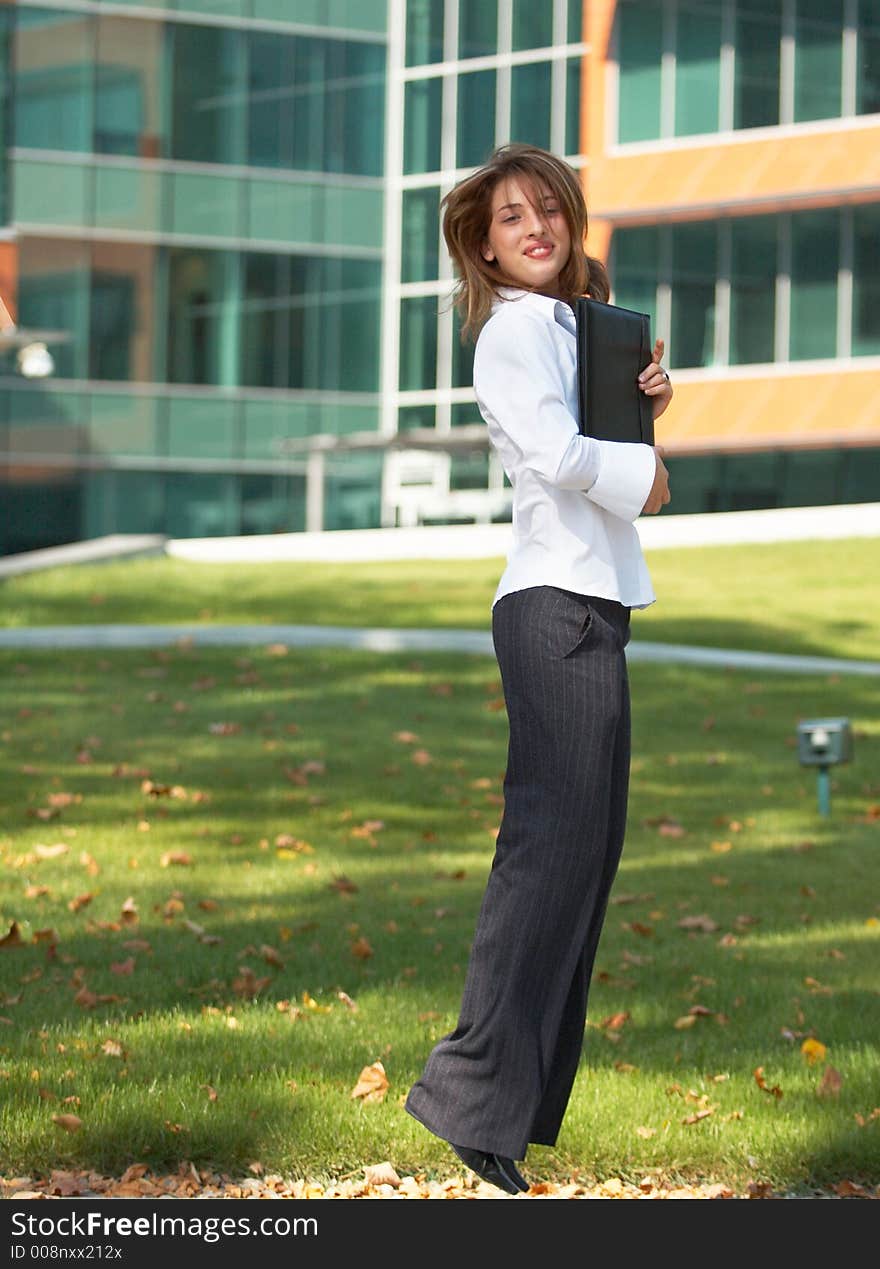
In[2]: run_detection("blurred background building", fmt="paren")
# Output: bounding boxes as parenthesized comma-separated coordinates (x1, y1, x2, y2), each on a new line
(1, 0, 878, 555)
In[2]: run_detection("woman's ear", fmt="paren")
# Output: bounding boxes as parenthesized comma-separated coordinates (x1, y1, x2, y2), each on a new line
(480, 239, 495, 263)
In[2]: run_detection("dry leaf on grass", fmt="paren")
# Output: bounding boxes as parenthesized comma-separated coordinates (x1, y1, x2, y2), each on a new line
(817, 1066, 843, 1098)
(754, 1067, 783, 1099)
(801, 1037, 828, 1065)
(363, 1162, 401, 1189)
(677, 914, 719, 933)
(52, 1115, 82, 1133)
(0, 922, 25, 949)
(350, 1061, 389, 1103)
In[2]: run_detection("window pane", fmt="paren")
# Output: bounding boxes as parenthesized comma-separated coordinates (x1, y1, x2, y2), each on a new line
(611, 225, 659, 322)
(14, 7, 94, 151)
(617, 0, 663, 142)
(162, 470, 239, 537)
(568, 0, 585, 44)
(94, 17, 165, 158)
(167, 248, 238, 387)
(729, 216, 777, 365)
(857, 0, 880, 114)
(171, 24, 244, 164)
(402, 186, 440, 283)
(452, 309, 475, 388)
(511, 61, 552, 151)
(460, 0, 497, 59)
(675, 3, 721, 136)
(789, 210, 839, 360)
(399, 294, 438, 391)
(669, 222, 718, 368)
(852, 204, 880, 355)
(566, 56, 582, 154)
(18, 237, 90, 380)
(512, 0, 553, 51)
(310, 256, 382, 391)
(406, 0, 444, 66)
(398, 404, 436, 430)
(458, 68, 496, 168)
(404, 76, 442, 174)
(794, 1, 843, 122)
(248, 31, 287, 168)
(325, 39, 386, 176)
(241, 253, 286, 389)
(90, 241, 158, 382)
(734, 0, 782, 129)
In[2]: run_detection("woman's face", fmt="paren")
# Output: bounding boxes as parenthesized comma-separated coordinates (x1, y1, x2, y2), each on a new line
(480, 174, 571, 298)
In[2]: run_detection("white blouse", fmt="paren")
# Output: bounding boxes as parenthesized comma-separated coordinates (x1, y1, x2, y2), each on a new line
(473, 286, 657, 611)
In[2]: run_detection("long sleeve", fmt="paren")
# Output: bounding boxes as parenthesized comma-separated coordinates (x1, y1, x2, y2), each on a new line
(473, 306, 656, 522)
(474, 309, 601, 490)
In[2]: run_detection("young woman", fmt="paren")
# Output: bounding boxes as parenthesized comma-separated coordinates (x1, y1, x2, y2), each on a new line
(404, 144, 673, 1195)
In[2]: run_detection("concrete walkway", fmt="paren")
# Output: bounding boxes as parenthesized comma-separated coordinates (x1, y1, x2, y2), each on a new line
(1, 621, 878, 676)
(164, 501, 880, 563)
(2, 502, 877, 674)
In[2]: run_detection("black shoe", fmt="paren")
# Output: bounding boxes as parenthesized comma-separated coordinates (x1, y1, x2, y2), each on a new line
(451, 1143, 530, 1194)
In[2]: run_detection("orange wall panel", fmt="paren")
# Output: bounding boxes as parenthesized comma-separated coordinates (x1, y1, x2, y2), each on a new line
(654, 369, 880, 452)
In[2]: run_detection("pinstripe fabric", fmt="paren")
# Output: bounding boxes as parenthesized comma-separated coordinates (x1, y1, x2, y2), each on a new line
(405, 585, 632, 1162)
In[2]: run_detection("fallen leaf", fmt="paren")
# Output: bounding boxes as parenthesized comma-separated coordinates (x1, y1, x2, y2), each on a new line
(160, 852, 192, 868)
(817, 1066, 842, 1098)
(801, 1038, 828, 1065)
(68, 893, 95, 914)
(0, 922, 25, 949)
(34, 843, 69, 859)
(110, 958, 135, 976)
(52, 1114, 82, 1133)
(120, 897, 138, 925)
(599, 1011, 631, 1031)
(753, 1067, 783, 1099)
(833, 1180, 868, 1198)
(351, 937, 373, 960)
(329, 876, 358, 894)
(301, 992, 332, 1014)
(350, 1061, 389, 1103)
(363, 1162, 401, 1189)
(677, 915, 718, 933)
(682, 1108, 715, 1125)
(635, 1126, 656, 1138)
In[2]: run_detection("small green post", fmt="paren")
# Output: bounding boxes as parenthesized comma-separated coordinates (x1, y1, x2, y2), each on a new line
(817, 766, 831, 816)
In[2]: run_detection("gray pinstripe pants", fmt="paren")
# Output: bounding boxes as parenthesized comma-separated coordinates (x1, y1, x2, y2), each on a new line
(405, 585, 632, 1162)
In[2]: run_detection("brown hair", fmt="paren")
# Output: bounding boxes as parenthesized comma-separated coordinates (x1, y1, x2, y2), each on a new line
(440, 143, 610, 343)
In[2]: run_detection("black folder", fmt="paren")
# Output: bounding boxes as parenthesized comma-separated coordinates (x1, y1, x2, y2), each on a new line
(574, 296, 655, 446)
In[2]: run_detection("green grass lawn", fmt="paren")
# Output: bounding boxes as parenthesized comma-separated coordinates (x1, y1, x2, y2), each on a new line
(1, 633, 878, 1191)
(2, 536, 878, 662)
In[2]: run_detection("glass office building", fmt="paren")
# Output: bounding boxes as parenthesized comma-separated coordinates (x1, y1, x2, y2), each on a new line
(1, 0, 878, 554)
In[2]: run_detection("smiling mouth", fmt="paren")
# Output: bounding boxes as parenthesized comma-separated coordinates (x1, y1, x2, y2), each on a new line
(524, 244, 553, 259)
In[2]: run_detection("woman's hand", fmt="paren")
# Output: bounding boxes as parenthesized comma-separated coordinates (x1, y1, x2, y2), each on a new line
(641, 445, 671, 515)
(639, 337, 673, 419)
